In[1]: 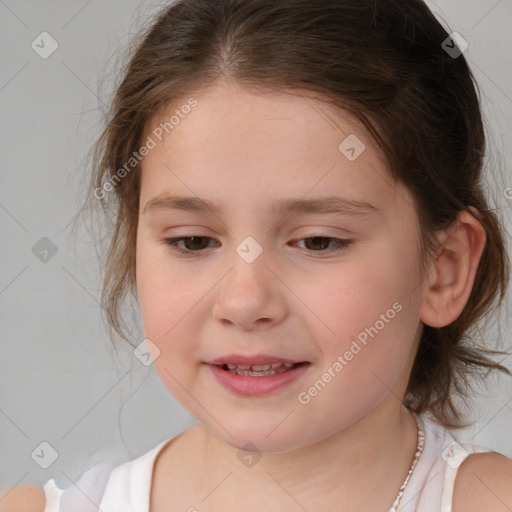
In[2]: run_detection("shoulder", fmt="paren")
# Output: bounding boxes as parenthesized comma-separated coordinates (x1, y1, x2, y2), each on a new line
(453, 452, 512, 512)
(0, 485, 46, 512)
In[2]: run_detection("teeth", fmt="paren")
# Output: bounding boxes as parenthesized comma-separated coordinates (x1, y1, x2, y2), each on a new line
(221, 362, 299, 377)
(251, 364, 271, 371)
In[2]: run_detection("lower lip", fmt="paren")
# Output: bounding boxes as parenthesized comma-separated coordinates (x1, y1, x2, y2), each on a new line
(206, 363, 311, 396)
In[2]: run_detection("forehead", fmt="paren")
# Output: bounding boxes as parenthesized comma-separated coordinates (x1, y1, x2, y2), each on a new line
(139, 81, 405, 217)
(144, 81, 378, 158)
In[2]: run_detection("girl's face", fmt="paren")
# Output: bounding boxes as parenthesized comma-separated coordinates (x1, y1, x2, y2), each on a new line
(136, 81, 428, 452)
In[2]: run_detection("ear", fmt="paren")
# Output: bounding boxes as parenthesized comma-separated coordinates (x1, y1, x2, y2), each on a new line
(420, 208, 486, 328)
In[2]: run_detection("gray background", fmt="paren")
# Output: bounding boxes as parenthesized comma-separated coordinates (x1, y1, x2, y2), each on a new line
(1, 0, 511, 492)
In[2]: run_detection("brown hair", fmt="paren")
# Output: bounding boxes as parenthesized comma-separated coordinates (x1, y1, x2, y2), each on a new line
(80, 0, 510, 429)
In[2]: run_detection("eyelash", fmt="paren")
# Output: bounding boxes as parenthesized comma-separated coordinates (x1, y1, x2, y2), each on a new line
(162, 235, 353, 257)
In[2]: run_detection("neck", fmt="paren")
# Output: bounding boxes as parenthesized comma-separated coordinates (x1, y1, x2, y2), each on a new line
(195, 404, 419, 511)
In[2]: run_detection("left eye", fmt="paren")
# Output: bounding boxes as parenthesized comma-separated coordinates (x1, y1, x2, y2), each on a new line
(162, 235, 353, 257)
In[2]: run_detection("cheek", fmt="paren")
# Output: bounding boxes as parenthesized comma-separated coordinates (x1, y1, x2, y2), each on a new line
(136, 241, 198, 365)
(136, 238, 195, 331)
(294, 270, 420, 427)
(136, 246, 202, 402)
(301, 258, 420, 386)
(136, 244, 169, 335)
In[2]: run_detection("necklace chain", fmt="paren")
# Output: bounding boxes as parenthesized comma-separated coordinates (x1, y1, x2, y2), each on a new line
(388, 412, 425, 512)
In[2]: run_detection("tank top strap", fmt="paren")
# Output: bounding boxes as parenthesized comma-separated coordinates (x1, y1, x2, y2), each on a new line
(43, 479, 64, 512)
(99, 437, 173, 512)
(42, 450, 132, 511)
(42, 436, 176, 512)
(402, 416, 495, 512)
(439, 440, 495, 512)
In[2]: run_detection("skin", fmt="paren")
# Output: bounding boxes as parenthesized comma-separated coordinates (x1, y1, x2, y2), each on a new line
(134, 79, 490, 511)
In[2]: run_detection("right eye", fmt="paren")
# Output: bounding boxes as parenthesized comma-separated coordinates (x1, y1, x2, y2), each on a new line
(162, 236, 218, 257)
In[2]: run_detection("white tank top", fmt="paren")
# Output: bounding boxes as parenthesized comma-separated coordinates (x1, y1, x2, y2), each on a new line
(42, 415, 494, 512)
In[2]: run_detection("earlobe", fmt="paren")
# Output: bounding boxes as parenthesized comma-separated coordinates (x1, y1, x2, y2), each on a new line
(419, 208, 486, 328)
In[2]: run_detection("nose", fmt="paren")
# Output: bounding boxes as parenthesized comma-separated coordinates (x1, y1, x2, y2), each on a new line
(212, 247, 288, 332)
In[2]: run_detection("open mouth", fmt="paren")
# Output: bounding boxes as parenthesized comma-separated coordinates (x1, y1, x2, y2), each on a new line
(217, 362, 307, 377)
(207, 360, 312, 396)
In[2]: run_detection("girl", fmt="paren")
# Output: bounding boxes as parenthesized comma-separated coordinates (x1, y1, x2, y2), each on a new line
(4, 0, 512, 510)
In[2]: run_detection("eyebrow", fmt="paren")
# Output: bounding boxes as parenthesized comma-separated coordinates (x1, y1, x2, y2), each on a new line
(143, 194, 379, 219)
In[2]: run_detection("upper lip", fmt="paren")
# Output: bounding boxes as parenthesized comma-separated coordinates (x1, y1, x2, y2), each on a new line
(207, 354, 308, 366)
